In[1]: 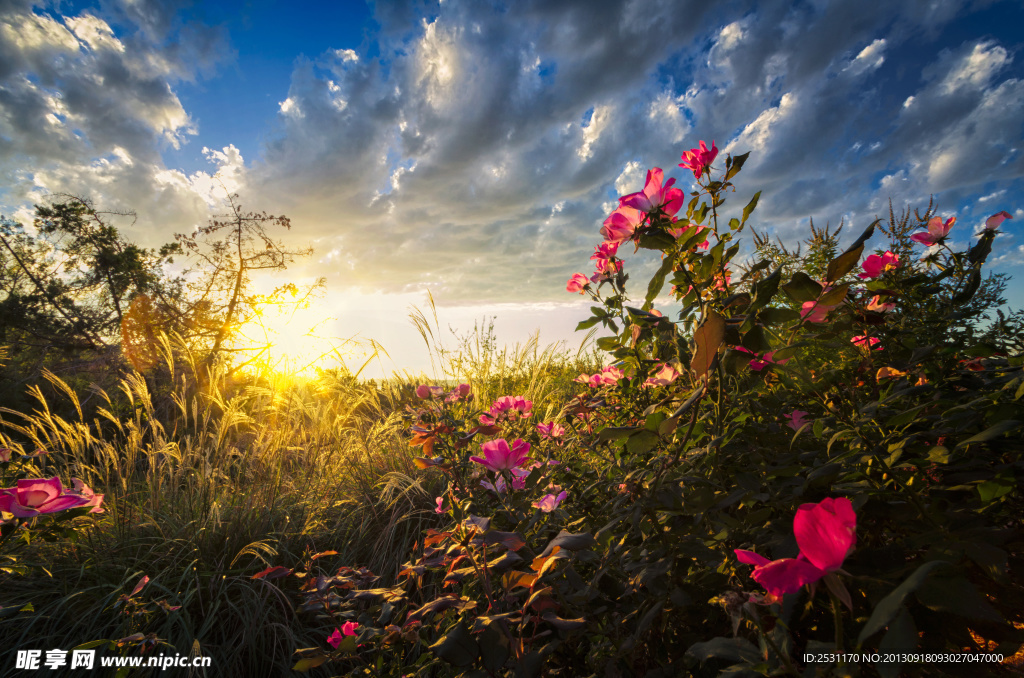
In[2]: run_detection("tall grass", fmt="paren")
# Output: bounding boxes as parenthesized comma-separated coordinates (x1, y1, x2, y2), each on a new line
(0, 321, 601, 675)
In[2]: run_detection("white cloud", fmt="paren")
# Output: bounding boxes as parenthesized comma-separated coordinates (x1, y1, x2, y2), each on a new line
(578, 105, 611, 160)
(614, 161, 644, 196)
(726, 92, 797, 154)
(279, 96, 303, 118)
(65, 14, 125, 53)
(844, 38, 885, 76)
(333, 48, 359, 63)
(941, 41, 1010, 94)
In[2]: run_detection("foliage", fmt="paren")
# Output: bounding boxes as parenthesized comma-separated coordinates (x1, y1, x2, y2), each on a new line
(270, 144, 1022, 677)
(1, 143, 1022, 678)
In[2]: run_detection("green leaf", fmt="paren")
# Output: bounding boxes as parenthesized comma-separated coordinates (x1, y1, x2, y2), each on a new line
(951, 269, 982, 305)
(927, 446, 950, 464)
(725, 152, 750, 181)
(634, 601, 664, 638)
(955, 420, 1021, 449)
(694, 202, 710, 225)
(599, 426, 640, 441)
(741, 191, 761, 225)
(292, 655, 329, 672)
(429, 622, 479, 667)
(515, 651, 544, 678)
(645, 255, 676, 310)
(826, 245, 863, 283)
(781, 272, 822, 303)
(758, 307, 799, 325)
(479, 625, 510, 673)
(916, 576, 1003, 622)
(818, 283, 849, 306)
(876, 607, 917, 678)
(595, 336, 620, 351)
(542, 530, 596, 556)
(638, 231, 676, 251)
(686, 636, 762, 664)
(885, 404, 927, 428)
(740, 324, 771, 353)
(541, 611, 588, 631)
(977, 471, 1016, 504)
(690, 310, 725, 378)
(968, 230, 994, 264)
(627, 429, 659, 455)
(857, 561, 949, 646)
(575, 317, 600, 331)
(849, 219, 880, 251)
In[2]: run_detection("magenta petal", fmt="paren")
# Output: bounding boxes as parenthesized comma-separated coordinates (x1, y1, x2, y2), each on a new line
(469, 456, 496, 472)
(16, 477, 62, 505)
(734, 549, 770, 567)
(42, 494, 91, 514)
(793, 497, 856, 572)
(752, 558, 825, 596)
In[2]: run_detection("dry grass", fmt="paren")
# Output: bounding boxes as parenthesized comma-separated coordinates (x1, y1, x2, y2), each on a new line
(0, 324, 601, 675)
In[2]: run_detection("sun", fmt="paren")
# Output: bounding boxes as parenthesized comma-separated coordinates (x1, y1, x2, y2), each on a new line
(233, 298, 351, 378)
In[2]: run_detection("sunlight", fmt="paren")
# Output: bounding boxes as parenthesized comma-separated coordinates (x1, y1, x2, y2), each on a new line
(233, 297, 352, 378)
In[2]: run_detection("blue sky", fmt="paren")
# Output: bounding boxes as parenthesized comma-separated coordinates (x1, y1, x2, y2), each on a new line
(1, 0, 1022, 377)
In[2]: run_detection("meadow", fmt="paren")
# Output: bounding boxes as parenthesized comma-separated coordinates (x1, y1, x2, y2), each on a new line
(1, 143, 1022, 677)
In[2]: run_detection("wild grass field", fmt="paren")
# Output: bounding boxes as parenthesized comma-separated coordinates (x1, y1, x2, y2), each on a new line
(0, 321, 604, 675)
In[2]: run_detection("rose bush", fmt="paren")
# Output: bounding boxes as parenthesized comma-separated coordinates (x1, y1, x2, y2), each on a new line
(280, 143, 1022, 677)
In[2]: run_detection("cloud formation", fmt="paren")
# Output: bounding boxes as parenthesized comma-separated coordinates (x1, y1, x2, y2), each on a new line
(1, 0, 1021, 310)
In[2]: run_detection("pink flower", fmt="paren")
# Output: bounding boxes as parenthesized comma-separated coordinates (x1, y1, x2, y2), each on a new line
(574, 373, 604, 388)
(415, 384, 445, 399)
(591, 240, 619, 262)
(712, 270, 732, 291)
(601, 206, 643, 244)
(735, 347, 790, 371)
(643, 363, 679, 387)
(327, 628, 343, 648)
(793, 498, 857, 573)
(480, 467, 530, 493)
(434, 497, 445, 514)
(734, 550, 825, 596)
(785, 410, 809, 431)
(0, 477, 91, 518)
(858, 251, 899, 279)
(866, 296, 895, 312)
(599, 365, 625, 385)
(69, 479, 104, 514)
(985, 211, 1012, 231)
(342, 621, 359, 636)
(735, 497, 856, 597)
(0, 448, 10, 462)
(800, 299, 834, 324)
(851, 335, 882, 351)
(470, 438, 530, 473)
(566, 273, 590, 294)
(484, 396, 532, 423)
(537, 422, 565, 438)
(679, 140, 719, 180)
(532, 490, 567, 513)
(619, 168, 685, 217)
(910, 216, 955, 246)
(444, 383, 471, 403)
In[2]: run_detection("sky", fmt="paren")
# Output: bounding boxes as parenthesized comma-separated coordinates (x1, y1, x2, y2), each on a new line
(1, 0, 1022, 379)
